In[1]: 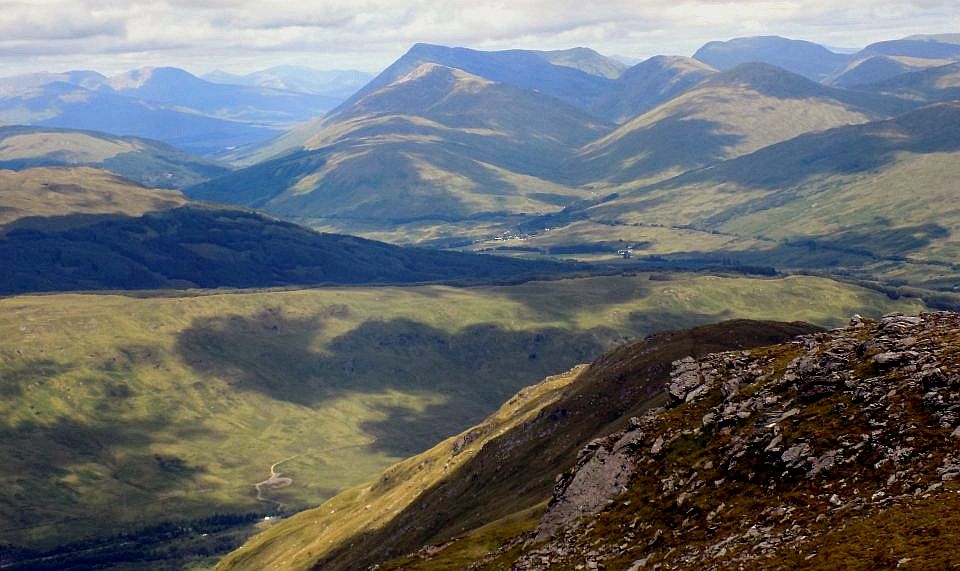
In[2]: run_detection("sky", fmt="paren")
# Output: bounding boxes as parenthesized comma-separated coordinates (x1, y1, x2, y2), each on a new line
(0, 0, 957, 77)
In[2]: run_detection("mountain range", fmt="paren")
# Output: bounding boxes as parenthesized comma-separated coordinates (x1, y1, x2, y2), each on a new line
(0, 66, 359, 156)
(202, 66, 374, 99)
(3, 29, 960, 571)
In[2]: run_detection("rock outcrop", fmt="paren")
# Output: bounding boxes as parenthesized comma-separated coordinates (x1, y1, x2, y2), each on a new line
(516, 312, 960, 569)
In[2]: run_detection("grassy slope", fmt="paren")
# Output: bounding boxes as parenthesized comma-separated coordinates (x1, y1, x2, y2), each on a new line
(0, 166, 185, 232)
(0, 166, 578, 295)
(0, 274, 922, 557)
(0, 126, 231, 189)
(187, 64, 609, 228)
(215, 319, 827, 571)
(219, 365, 585, 571)
(574, 63, 897, 187)
(565, 102, 960, 290)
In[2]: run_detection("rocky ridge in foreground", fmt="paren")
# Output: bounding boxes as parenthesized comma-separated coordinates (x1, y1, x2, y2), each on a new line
(509, 312, 960, 569)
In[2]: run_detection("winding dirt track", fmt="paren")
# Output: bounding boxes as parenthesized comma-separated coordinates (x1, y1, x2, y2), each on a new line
(254, 455, 298, 510)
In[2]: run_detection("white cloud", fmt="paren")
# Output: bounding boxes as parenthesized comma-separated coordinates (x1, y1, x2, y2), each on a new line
(0, 0, 956, 75)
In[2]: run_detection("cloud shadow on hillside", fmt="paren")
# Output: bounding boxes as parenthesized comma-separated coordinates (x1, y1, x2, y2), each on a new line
(174, 311, 616, 456)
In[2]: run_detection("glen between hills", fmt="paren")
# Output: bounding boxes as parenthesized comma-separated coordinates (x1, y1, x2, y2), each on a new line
(221, 312, 960, 571)
(183, 40, 960, 303)
(0, 277, 921, 569)
(3, 33, 960, 571)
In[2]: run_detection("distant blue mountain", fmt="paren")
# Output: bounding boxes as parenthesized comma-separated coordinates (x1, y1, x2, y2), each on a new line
(202, 66, 373, 99)
(0, 66, 351, 156)
(693, 35, 850, 81)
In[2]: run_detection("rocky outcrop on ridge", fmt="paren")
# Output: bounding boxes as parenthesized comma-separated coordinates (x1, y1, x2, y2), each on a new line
(514, 312, 960, 570)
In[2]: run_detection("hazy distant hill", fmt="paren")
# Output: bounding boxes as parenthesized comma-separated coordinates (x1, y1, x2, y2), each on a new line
(589, 55, 717, 123)
(187, 63, 611, 225)
(856, 61, 960, 103)
(575, 63, 900, 186)
(107, 67, 341, 125)
(327, 43, 623, 118)
(0, 79, 277, 156)
(0, 66, 349, 156)
(693, 35, 850, 81)
(829, 38, 960, 87)
(0, 125, 230, 188)
(203, 66, 373, 99)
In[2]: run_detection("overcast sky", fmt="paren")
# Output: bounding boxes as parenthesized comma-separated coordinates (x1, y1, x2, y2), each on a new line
(1, 0, 957, 77)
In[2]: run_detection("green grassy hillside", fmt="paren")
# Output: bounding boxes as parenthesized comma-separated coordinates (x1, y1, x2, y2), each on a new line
(0, 274, 921, 568)
(0, 166, 186, 232)
(0, 167, 581, 294)
(187, 64, 610, 233)
(575, 63, 904, 187)
(571, 102, 960, 291)
(214, 319, 824, 570)
(0, 126, 231, 188)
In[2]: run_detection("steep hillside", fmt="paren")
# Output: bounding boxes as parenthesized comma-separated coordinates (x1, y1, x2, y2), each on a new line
(488, 312, 960, 569)
(212, 319, 822, 570)
(0, 125, 230, 188)
(0, 166, 186, 231)
(0, 275, 918, 570)
(589, 55, 717, 123)
(327, 43, 621, 118)
(187, 64, 611, 230)
(830, 39, 960, 87)
(693, 35, 849, 81)
(575, 63, 900, 186)
(219, 311, 960, 570)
